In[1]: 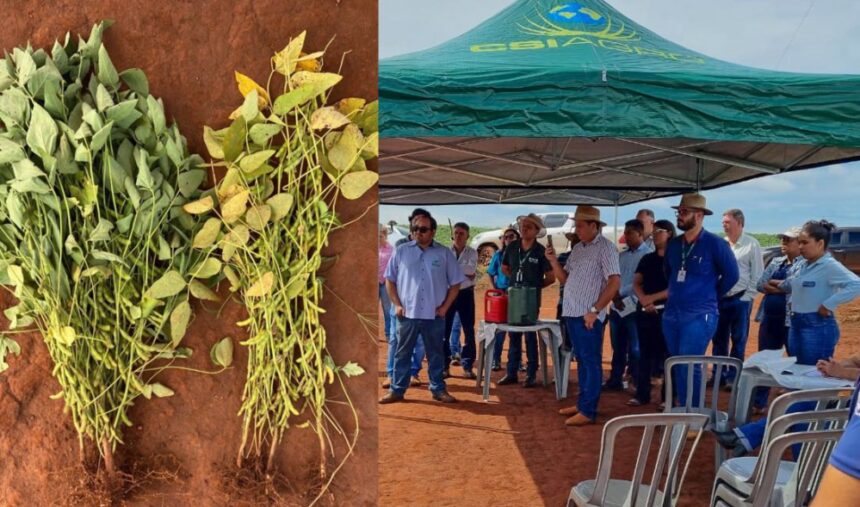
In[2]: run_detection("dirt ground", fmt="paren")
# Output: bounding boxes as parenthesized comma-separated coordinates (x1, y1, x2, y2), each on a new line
(0, 2, 378, 506)
(378, 275, 860, 507)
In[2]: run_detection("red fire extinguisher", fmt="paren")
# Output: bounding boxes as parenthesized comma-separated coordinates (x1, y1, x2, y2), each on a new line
(484, 289, 508, 323)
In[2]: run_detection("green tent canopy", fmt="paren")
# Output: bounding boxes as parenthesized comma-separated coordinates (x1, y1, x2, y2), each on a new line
(379, 0, 860, 205)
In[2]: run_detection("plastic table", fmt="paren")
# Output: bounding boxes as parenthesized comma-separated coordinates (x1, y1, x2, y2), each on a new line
(475, 319, 571, 402)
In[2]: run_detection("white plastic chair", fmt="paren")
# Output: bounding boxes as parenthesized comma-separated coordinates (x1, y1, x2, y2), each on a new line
(568, 413, 710, 507)
(710, 408, 849, 507)
(711, 388, 853, 507)
(664, 355, 743, 468)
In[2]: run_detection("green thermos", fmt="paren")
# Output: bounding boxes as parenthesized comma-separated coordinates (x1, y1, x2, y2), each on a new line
(507, 271, 538, 325)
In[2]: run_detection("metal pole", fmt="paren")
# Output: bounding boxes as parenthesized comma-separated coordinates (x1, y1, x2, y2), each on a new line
(613, 201, 619, 245)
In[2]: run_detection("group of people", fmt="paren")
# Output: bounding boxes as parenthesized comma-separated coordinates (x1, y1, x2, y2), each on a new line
(376, 193, 860, 440)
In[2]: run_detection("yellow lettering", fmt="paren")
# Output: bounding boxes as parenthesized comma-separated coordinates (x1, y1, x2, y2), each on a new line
(562, 36, 596, 47)
(598, 39, 633, 53)
(510, 40, 545, 50)
(667, 52, 706, 64)
(547, 38, 559, 48)
(470, 43, 507, 52)
(634, 46, 669, 59)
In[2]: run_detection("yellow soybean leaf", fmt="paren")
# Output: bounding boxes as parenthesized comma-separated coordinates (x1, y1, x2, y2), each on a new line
(203, 126, 224, 159)
(290, 71, 342, 96)
(169, 300, 191, 347)
(189, 280, 220, 302)
(310, 106, 350, 131)
(341, 361, 365, 377)
(339, 171, 378, 200)
(192, 218, 222, 249)
(362, 132, 379, 159)
(56, 326, 76, 345)
(272, 31, 306, 76)
(335, 98, 366, 117)
(234, 71, 270, 108)
(183, 196, 215, 215)
(328, 124, 364, 173)
(191, 258, 222, 279)
(223, 224, 251, 247)
(266, 193, 294, 221)
(239, 149, 275, 173)
(221, 190, 249, 224)
(150, 383, 175, 398)
(147, 270, 187, 299)
(296, 52, 324, 72)
(245, 204, 271, 231)
(246, 271, 275, 298)
(223, 265, 241, 292)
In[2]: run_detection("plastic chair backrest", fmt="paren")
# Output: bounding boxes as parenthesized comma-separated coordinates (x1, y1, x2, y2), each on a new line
(664, 355, 743, 426)
(749, 428, 845, 507)
(588, 413, 710, 507)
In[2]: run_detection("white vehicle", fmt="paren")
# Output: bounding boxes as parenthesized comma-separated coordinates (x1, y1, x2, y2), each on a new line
(385, 221, 410, 248)
(470, 213, 625, 265)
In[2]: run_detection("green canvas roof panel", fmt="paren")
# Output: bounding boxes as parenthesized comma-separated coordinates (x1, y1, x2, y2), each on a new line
(379, 0, 860, 205)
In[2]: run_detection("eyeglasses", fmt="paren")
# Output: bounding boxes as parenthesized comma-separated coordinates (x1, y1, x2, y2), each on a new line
(674, 208, 696, 217)
(411, 226, 432, 233)
(654, 228, 668, 234)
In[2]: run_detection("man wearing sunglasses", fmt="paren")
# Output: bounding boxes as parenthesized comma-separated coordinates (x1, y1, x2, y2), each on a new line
(663, 193, 738, 408)
(381, 213, 465, 404)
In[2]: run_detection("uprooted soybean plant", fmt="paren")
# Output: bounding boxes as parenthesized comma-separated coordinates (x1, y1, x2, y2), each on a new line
(0, 22, 215, 475)
(188, 31, 376, 490)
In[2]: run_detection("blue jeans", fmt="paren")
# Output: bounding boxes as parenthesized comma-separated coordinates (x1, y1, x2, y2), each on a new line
(492, 330, 507, 364)
(444, 288, 476, 370)
(738, 313, 839, 451)
(387, 310, 425, 378)
(379, 284, 392, 340)
(449, 313, 462, 357)
(567, 317, 605, 420)
(607, 311, 640, 386)
(712, 297, 752, 383)
(506, 331, 537, 379)
(391, 317, 445, 395)
(662, 311, 718, 408)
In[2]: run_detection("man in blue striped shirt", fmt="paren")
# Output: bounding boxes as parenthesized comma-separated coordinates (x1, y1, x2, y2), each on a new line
(663, 193, 739, 408)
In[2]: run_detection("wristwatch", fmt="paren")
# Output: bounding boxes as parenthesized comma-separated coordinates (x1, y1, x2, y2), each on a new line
(589, 305, 598, 314)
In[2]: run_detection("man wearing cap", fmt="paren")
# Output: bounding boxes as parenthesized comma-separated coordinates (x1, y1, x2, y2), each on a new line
(547, 206, 621, 426)
(381, 213, 464, 404)
(711, 209, 764, 387)
(750, 226, 804, 411)
(605, 219, 652, 392)
(444, 222, 479, 379)
(499, 214, 556, 388)
(663, 193, 739, 408)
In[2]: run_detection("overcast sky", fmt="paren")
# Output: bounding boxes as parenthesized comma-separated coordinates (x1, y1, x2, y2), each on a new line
(379, 1, 860, 232)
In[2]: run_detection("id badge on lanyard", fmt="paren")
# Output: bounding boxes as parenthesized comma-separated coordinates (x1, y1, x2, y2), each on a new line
(678, 240, 695, 283)
(677, 269, 686, 283)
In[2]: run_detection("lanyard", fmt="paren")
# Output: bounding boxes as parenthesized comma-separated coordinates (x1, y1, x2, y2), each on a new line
(516, 244, 533, 283)
(680, 240, 696, 270)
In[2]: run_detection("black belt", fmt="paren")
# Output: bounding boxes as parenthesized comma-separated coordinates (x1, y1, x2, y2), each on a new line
(722, 291, 744, 301)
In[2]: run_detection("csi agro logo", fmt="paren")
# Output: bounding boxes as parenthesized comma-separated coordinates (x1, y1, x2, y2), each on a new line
(469, 2, 705, 64)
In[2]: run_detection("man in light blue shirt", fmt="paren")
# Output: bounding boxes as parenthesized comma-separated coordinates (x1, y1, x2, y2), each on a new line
(605, 219, 652, 390)
(381, 213, 465, 404)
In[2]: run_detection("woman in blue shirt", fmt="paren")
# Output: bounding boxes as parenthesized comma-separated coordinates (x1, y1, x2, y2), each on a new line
(487, 228, 519, 370)
(775, 220, 860, 365)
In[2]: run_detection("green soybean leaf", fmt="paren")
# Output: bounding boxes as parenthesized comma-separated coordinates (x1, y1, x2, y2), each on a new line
(97, 45, 119, 88)
(249, 123, 281, 145)
(169, 300, 191, 347)
(189, 280, 220, 302)
(6, 192, 25, 228)
(10, 178, 51, 194)
(191, 258, 222, 279)
(90, 250, 126, 264)
(90, 121, 113, 153)
(157, 235, 171, 260)
(177, 169, 206, 198)
(222, 116, 246, 162)
(210, 337, 233, 368)
(89, 218, 114, 242)
(106, 99, 142, 129)
(341, 361, 365, 377)
(192, 218, 221, 249)
(14, 49, 36, 86)
(203, 126, 224, 159)
(26, 104, 58, 159)
(240, 89, 259, 122)
(119, 68, 149, 96)
(266, 193, 294, 222)
(150, 383, 175, 398)
(147, 270, 187, 299)
(165, 137, 182, 167)
(135, 147, 154, 190)
(239, 149, 275, 173)
(146, 95, 165, 135)
(339, 170, 378, 200)
(12, 159, 47, 180)
(95, 83, 114, 112)
(246, 271, 275, 298)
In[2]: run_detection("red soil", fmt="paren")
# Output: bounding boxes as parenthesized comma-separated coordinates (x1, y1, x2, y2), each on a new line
(0, 2, 378, 505)
(378, 276, 860, 506)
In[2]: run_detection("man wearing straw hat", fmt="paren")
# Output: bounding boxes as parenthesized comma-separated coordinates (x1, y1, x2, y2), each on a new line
(547, 205, 621, 426)
(663, 193, 739, 408)
(499, 213, 556, 388)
